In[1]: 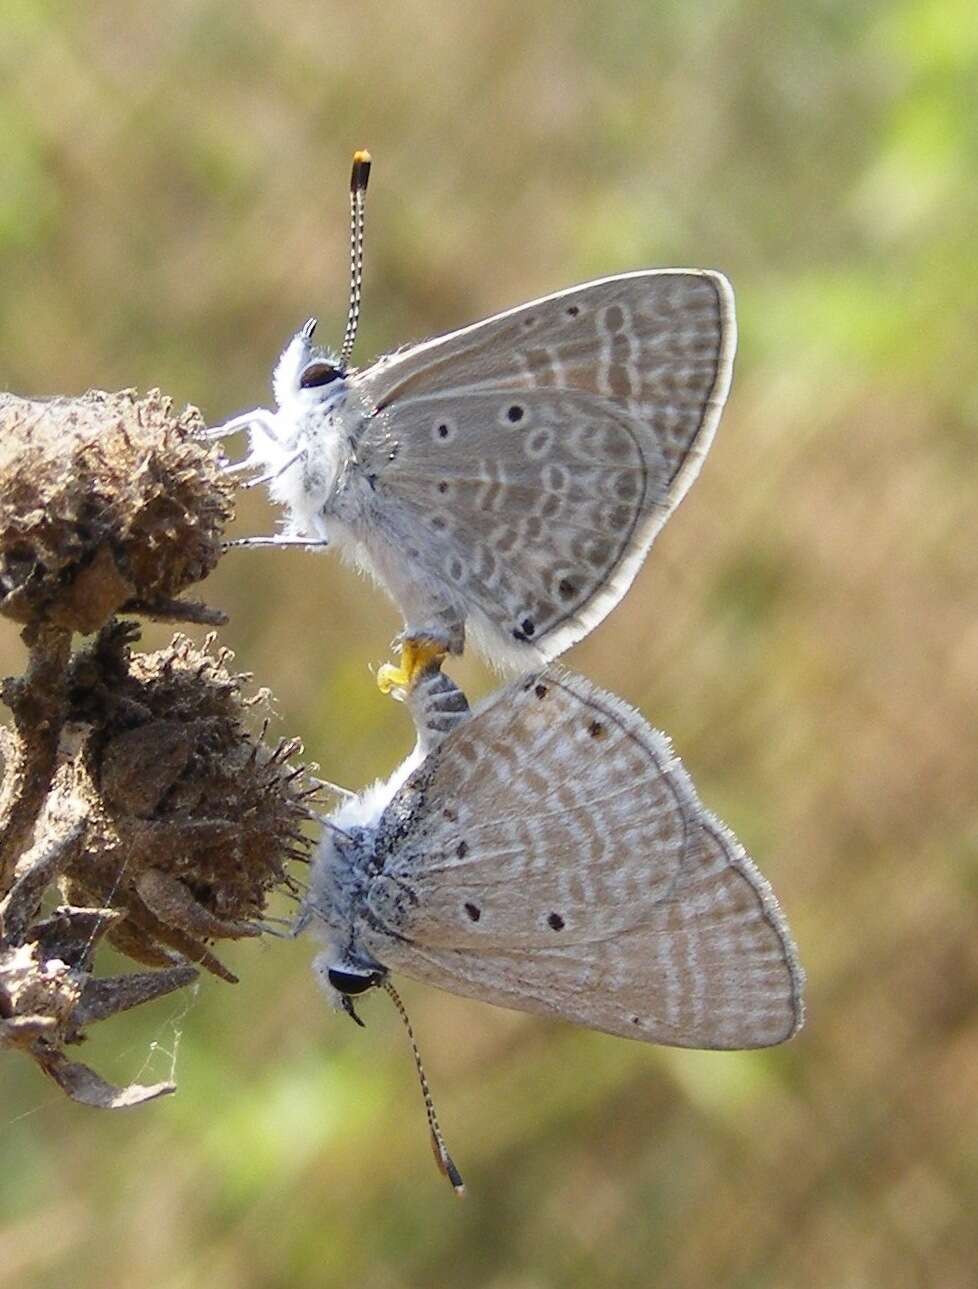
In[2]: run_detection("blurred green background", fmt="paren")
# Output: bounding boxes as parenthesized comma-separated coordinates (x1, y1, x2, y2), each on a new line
(2, 1, 977, 1286)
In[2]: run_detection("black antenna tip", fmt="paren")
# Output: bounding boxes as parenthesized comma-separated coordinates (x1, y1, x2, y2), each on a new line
(445, 1156, 466, 1197)
(351, 149, 372, 193)
(430, 1132, 466, 1196)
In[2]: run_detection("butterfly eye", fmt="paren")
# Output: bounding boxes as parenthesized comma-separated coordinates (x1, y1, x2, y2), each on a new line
(327, 967, 383, 995)
(300, 361, 343, 389)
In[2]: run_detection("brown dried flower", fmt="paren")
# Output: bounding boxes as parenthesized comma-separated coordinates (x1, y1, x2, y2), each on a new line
(0, 389, 233, 634)
(55, 625, 318, 983)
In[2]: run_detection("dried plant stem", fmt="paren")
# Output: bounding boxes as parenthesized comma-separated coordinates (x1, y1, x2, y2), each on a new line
(0, 625, 71, 893)
(123, 597, 229, 627)
(0, 818, 87, 945)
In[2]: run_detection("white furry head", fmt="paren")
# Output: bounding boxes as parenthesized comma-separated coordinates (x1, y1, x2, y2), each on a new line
(272, 317, 348, 414)
(237, 319, 358, 540)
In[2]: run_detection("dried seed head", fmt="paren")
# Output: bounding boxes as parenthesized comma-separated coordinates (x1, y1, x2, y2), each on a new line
(53, 626, 319, 978)
(0, 390, 233, 633)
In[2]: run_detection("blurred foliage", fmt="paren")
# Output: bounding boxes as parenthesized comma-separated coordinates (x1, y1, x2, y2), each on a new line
(2, 1, 977, 1286)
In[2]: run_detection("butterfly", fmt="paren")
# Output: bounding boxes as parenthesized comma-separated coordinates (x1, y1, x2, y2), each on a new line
(215, 153, 736, 689)
(297, 661, 804, 1193)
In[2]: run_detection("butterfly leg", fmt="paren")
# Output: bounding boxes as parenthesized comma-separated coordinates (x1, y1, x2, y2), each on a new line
(202, 409, 282, 444)
(236, 450, 305, 491)
(223, 535, 330, 551)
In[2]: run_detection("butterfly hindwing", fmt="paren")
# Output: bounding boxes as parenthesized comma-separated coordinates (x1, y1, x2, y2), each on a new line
(362, 669, 803, 1050)
(353, 271, 735, 662)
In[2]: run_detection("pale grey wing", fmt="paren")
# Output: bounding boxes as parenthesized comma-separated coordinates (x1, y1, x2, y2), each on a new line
(352, 271, 735, 662)
(362, 669, 802, 1050)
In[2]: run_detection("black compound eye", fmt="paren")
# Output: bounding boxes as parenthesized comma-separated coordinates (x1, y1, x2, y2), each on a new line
(327, 967, 383, 996)
(300, 361, 343, 389)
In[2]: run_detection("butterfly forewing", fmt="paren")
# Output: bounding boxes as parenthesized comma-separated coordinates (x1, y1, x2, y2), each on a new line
(354, 271, 735, 661)
(363, 669, 802, 1050)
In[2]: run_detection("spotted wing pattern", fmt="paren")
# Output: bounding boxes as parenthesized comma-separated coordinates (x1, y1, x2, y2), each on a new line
(354, 271, 735, 662)
(363, 669, 803, 1049)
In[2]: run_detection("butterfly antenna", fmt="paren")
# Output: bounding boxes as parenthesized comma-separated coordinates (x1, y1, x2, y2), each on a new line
(339, 149, 371, 369)
(382, 979, 465, 1197)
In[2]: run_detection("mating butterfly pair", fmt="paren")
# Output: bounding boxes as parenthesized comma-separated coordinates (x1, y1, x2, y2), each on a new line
(213, 153, 803, 1193)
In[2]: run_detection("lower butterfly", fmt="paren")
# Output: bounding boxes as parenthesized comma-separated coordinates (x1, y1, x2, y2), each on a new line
(214, 152, 736, 686)
(297, 663, 804, 1194)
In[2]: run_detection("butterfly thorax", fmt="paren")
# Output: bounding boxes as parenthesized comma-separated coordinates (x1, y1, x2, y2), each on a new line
(251, 394, 348, 539)
(304, 740, 431, 969)
(304, 823, 384, 971)
(303, 824, 389, 1016)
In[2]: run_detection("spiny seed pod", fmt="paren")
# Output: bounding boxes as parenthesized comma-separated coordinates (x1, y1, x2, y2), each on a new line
(51, 624, 319, 982)
(0, 389, 233, 633)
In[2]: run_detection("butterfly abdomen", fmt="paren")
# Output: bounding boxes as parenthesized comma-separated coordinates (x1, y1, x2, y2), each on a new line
(405, 667, 471, 752)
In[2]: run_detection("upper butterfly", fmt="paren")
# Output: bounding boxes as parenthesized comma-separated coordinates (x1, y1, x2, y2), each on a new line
(214, 152, 736, 685)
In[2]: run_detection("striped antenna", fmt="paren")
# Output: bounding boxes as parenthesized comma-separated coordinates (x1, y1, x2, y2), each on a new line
(383, 980, 465, 1197)
(339, 149, 372, 368)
